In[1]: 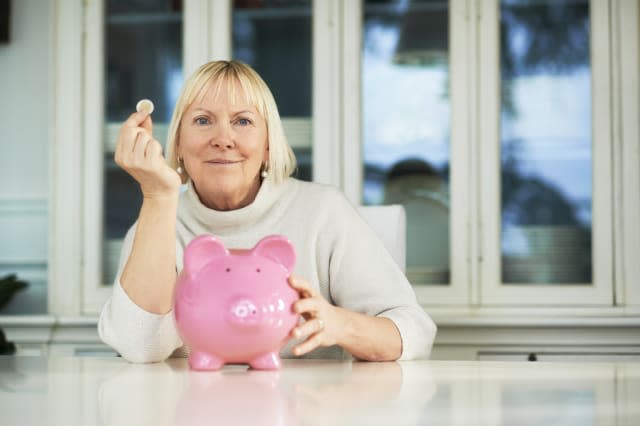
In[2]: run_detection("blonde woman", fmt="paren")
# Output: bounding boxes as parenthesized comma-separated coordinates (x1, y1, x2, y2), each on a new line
(98, 60, 436, 363)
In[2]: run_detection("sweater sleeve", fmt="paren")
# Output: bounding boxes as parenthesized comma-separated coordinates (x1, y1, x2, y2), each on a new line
(320, 189, 437, 360)
(97, 224, 183, 363)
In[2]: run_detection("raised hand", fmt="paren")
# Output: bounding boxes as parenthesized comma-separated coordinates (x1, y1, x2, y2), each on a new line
(114, 111, 182, 200)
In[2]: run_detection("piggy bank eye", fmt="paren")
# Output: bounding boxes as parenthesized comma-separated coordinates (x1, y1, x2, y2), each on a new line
(256, 268, 261, 273)
(226, 267, 231, 272)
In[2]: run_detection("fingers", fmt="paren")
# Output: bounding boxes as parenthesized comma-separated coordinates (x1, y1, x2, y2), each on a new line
(123, 111, 152, 129)
(140, 113, 153, 133)
(287, 275, 336, 357)
(118, 129, 151, 162)
(288, 275, 316, 298)
(115, 127, 147, 165)
(292, 317, 325, 339)
(133, 130, 151, 164)
(116, 130, 164, 171)
(292, 331, 323, 356)
(145, 139, 165, 165)
(113, 109, 180, 197)
(133, 131, 163, 164)
(293, 297, 319, 317)
(116, 111, 154, 162)
(291, 294, 329, 356)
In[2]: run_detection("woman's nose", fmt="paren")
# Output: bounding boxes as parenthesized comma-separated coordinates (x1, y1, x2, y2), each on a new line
(211, 138, 234, 149)
(209, 123, 235, 149)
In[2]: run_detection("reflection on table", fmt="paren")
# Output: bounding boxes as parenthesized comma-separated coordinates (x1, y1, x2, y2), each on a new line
(0, 356, 638, 425)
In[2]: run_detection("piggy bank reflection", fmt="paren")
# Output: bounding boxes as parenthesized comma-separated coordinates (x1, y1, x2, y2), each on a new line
(175, 370, 295, 426)
(174, 235, 299, 371)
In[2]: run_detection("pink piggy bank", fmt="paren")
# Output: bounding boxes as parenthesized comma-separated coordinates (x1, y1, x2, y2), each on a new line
(174, 234, 299, 371)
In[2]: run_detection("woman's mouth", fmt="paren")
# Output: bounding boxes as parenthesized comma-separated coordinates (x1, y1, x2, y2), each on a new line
(206, 159, 241, 165)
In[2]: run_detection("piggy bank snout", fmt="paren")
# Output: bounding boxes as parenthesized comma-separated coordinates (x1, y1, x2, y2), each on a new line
(227, 298, 261, 327)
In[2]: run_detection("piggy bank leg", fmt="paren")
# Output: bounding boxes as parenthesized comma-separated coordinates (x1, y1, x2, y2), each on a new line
(188, 351, 224, 371)
(249, 351, 281, 370)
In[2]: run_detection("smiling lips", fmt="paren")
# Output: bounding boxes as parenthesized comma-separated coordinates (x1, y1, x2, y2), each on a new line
(206, 159, 242, 165)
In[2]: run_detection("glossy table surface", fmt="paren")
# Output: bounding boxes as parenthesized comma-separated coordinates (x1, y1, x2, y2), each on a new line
(0, 356, 638, 425)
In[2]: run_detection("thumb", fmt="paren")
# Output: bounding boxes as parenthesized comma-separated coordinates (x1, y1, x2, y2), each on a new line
(140, 113, 153, 134)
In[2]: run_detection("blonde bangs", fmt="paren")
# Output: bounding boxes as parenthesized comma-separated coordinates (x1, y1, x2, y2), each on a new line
(191, 65, 266, 117)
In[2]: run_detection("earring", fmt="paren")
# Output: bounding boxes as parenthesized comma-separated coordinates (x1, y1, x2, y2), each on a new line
(261, 163, 268, 179)
(176, 157, 183, 174)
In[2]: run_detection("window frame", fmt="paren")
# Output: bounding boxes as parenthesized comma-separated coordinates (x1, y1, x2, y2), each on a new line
(613, 0, 640, 306)
(409, 0, 473, 305)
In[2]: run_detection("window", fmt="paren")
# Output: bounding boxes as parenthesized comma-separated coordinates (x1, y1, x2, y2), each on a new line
(360, 0, 626, 306)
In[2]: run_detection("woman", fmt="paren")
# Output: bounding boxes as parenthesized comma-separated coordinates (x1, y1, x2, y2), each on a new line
(98, 60, 437, 363)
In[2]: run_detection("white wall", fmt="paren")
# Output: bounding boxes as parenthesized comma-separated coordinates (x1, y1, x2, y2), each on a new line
(0, 0, 52, 313)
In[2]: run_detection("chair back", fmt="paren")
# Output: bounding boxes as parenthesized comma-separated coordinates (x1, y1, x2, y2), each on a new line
(357, 205, 406, 273)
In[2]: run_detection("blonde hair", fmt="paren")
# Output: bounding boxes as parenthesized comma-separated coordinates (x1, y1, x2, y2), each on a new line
(165, 60, 297, 184)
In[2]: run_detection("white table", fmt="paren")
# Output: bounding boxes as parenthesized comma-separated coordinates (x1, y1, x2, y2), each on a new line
(1, 356, 638, 425)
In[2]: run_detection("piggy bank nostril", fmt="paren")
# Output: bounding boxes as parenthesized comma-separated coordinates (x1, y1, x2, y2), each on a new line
(231, 301, 259, 322)
(226, 267, 231, 272)
(256, 268, 261, 273)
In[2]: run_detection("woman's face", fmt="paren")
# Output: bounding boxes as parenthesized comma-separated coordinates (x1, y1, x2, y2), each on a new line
(178, 80, 268, 210)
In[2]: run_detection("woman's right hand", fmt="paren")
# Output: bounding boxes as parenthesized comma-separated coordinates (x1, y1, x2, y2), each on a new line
(114, 111, 182, 199)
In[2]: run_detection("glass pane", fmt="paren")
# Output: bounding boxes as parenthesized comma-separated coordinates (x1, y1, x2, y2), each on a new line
(362, 0, 450, 285)
(103, 0, 183, 284)
(500, 0, 592, 284)
(232, 0, 312, 181)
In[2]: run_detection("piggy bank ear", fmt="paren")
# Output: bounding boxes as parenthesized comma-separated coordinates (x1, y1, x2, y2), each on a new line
(253, 235, 296, 272)
(184, 235, 228, 275)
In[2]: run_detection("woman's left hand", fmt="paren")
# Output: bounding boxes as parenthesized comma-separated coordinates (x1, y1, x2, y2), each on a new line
(288, 275, 344, 356)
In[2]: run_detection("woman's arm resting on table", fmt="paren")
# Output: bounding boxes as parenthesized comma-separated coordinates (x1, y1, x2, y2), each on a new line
(289, 276, 402, 362)
(98, 277, 183, 363)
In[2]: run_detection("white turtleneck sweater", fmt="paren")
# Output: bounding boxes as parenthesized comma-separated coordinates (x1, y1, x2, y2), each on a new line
(98, 178, 437, 362)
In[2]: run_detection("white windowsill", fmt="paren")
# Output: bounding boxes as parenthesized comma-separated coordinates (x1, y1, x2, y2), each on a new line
(1, 312, 638, 359)
(2, 311, 639, 340)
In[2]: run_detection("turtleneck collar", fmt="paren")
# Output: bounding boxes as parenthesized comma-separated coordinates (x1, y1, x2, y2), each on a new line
(181, 177, 290, 235)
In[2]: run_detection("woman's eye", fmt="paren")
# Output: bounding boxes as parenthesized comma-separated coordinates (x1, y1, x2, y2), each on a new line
(236, 118, 251, 126)
(195, 117, 210, 125)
